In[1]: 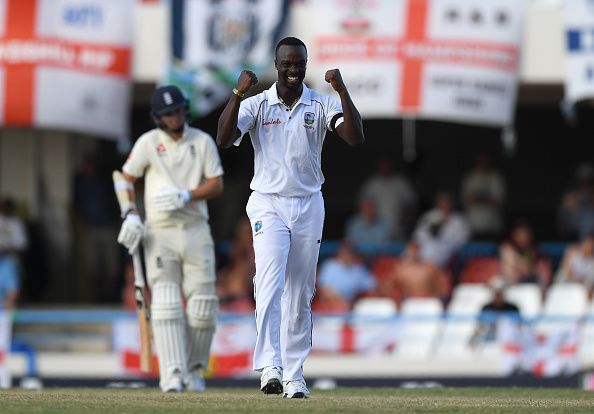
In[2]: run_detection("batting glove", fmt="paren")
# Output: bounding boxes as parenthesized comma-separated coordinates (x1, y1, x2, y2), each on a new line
(152, 187, 192, 212)
(117, 212, 144, 254)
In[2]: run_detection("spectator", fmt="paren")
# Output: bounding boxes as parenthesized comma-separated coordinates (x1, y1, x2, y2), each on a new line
(461, 154, 506, 239)
(558, 162, 594, 240)
(216, 217, 256, 312)
(344, 198, 389, 244)
(555, 233, 594, 293)
(499, 220, 549, 286)
(0, 198, 26, 310)
(0, 198, 22, 390)
(413, 192, 470, 267)
(358, 157, 417, 240)
(471, 277, 520, 346)
(377, 241, 449, 304)
(73, 153, 121, 302)
(314, 240, 376, 312)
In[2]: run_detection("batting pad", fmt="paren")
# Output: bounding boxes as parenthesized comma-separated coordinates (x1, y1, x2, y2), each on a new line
(186, 295, 218, 371)
(151, 283, 187, 387)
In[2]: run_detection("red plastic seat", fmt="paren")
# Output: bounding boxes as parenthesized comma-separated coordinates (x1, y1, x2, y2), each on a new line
(371, 256, 400, 281)
(459, 257, 501, 284)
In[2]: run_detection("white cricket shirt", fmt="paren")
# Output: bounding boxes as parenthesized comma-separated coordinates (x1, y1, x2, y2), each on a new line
(123, 125, 224, 225)
(236, 82, 343, 197)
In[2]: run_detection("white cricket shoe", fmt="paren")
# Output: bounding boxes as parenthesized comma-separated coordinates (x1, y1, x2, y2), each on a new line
(260, 366, 283, 395)
(186, 370, 206, 392)
(162, 374, 184, 393)
(283, 380, 310, 399)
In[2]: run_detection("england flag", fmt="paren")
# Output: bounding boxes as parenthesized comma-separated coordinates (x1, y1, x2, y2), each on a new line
(306, 0, 525, 127)
(0, 0, 134, 139)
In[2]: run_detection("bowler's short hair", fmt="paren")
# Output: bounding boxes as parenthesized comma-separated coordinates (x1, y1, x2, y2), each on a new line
(275, 37, 307, 56)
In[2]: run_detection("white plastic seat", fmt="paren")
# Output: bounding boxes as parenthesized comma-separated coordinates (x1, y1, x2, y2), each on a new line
(504, 284, 542, 320)
(352, 297, 398, 317)
(351, 297, 398, 353)
(534, 283, 588, 335)
(396, 298, 443, 357)
(447, 284, 493, 315)
(579, 300, 594, 365)
(434, 284, 492, 358)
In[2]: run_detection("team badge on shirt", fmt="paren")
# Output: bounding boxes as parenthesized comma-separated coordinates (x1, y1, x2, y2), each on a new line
(156, 143, 167, 156)
(254, 220, 262, 233)
(304, 112, 315, 129)
(304, 112, 315, 125)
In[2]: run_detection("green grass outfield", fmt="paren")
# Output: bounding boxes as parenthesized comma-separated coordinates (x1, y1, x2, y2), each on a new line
(1, 387, 594, 413)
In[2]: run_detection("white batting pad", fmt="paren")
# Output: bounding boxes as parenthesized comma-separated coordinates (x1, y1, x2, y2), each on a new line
(151, 283, 187, 388)
(186, 295, 218, 371)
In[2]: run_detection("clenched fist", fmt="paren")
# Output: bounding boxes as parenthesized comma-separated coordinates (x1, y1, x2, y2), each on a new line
(325, 69, 346, 93)
(236, 70, 258, 95)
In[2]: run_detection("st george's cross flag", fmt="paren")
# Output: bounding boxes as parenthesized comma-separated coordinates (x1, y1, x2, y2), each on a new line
(0, 0, 133, 139)
(305, 0, 525, 127)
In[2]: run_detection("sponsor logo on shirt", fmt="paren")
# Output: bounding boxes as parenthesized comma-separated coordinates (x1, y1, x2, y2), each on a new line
(190, 144, 196, 159)
(156, 143, 167, 156)
(304, 112, 315, 129)
(262, 118, 282, 126)
(254, 220, 263, 236)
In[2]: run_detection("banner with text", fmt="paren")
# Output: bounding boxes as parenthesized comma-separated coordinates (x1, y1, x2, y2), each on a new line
(564, 0, 594, 104)
(302, 0, 525, 126)
(0, 0, 133, 139)
(167, 0, 288, 116)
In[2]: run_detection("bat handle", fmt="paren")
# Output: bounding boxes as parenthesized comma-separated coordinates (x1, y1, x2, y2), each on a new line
(132, 250, 145, 288)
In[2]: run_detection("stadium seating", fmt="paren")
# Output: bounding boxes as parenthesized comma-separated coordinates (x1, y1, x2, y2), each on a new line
(352, 297, 397, 318)
(459, 257, 501, 284)
(351, 297, 398, 354)
(446, 284, 493, 314)
(395, 298, 443, 357)
(503, 284, 542, 320)
(534, 283, 588, 335)
(433, 284, 493, 358)
(370, 256, 400, 281)
(579, 298, 594, 365)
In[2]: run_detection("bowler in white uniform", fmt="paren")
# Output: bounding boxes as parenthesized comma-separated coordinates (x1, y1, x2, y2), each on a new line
(216, 36, 364, 398)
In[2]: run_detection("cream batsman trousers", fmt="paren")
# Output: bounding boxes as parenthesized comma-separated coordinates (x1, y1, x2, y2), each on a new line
(143, 221, 216, 294)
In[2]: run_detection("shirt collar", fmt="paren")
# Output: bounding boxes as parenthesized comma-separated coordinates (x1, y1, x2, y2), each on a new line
(266, 82, 312, 108)
(157, 124, 189, 143)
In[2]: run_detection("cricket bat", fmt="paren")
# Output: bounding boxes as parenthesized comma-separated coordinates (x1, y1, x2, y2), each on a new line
(113, 170, 153, 373)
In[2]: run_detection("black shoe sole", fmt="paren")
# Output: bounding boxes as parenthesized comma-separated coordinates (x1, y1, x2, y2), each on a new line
(261, 379, 283, 395)
(283, 392, 306, 399)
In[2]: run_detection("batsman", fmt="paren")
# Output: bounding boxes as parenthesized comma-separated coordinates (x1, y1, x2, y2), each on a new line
(115, 85, 224, 392)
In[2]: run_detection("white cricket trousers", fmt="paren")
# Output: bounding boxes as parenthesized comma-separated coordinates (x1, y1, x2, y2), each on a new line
(246, 191, 324, 382)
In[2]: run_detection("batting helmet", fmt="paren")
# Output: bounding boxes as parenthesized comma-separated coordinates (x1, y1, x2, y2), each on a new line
(150, 85, 189, 116)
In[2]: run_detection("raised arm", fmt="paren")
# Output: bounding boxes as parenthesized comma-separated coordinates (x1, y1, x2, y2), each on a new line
(216, 70, 258, 148)
(325, 69, 365, 147)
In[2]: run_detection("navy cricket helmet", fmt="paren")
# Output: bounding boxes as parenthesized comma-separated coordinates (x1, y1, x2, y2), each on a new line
(150, 85, 189, 116)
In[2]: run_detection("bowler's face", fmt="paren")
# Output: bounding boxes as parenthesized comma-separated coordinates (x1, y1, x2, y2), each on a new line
(275, 45, 307, 90)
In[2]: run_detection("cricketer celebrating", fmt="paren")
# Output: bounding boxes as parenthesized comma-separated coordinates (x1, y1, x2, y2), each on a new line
(117, 85, 224, 392)
(216, 37, 364, 398)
